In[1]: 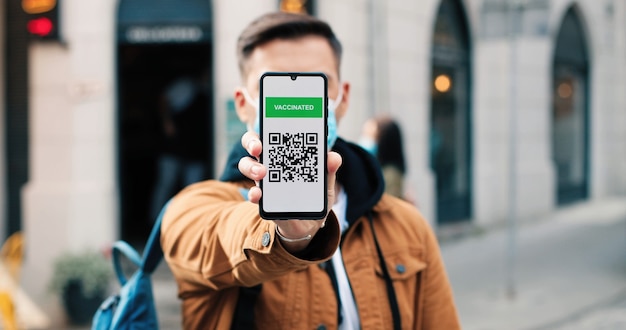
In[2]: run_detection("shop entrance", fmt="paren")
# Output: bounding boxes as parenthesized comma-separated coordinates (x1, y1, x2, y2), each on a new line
(552, 6, 590, 205)
(117, 0, 213, 242)
(430, 0, 472, 224)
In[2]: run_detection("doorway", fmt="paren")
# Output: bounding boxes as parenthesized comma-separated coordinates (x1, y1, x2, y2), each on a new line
(552, 6, 590, 205)
(117, 44, 213, 242)
(430, 0, 472, 224)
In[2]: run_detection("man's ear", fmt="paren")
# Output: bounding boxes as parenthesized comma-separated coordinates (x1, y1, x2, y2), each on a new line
(335, 82, 351, 122)
(234, 87, 251, 123)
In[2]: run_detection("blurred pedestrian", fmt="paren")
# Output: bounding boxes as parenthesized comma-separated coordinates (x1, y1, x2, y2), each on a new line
(149, 72, 209, 221)
(360, 115, 407, 199)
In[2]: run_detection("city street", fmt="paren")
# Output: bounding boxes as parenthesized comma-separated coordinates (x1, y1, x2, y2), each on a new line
(442, 197, 626, 330)
(8, 1, 626, 328)
(144, 197, 626, 330)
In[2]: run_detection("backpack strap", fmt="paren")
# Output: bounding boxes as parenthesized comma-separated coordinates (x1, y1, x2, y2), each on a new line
(368, 212, 401, 330)
(141, 200, 170, 274)
(112, 241, 142, 286)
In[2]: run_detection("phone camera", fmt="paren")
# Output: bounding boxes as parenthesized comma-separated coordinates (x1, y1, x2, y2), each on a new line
(290, 74, 297, 81)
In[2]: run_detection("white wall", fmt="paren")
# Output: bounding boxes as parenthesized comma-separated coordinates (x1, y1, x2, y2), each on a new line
(473, 39, 514, 225)
(319, 0, 372, 142)
(615, 1, 626, 193)
(472, 34, 556, 226)
(512, 37, 554, 219)
(588, 0, 626, 196)
(22, 0, 117, 323)
(385, 0, 440, 224)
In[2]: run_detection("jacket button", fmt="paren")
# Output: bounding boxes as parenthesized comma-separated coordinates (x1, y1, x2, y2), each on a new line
(396, 264, 406, 274)
(316, 325, 327, 330)
(262, 232, 271, 247)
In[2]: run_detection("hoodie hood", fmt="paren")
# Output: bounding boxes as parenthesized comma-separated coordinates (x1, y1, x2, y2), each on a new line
(220, 137, 385, 226)
(331, 138, 384, 225)
(219, 141, 251, 182)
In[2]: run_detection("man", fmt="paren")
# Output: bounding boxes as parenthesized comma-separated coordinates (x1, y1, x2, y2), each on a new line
(161, 12, 460, 329)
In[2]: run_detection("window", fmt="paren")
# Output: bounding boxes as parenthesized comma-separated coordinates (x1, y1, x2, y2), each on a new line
(430, 0, 472, 223)
(552, 6, 590, 204)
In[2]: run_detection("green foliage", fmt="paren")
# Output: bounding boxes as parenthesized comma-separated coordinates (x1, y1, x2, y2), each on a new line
(49, 249, 112, 299)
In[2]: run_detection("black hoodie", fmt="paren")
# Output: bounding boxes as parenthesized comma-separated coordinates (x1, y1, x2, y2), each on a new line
(219, 137, 385, 227)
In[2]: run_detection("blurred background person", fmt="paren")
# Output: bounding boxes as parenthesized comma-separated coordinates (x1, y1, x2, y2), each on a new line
(149, 72, 210, 221)
(359, 115, 407, 200)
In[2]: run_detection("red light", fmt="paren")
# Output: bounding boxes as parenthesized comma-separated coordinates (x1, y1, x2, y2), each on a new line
(27, 17, 53, 37)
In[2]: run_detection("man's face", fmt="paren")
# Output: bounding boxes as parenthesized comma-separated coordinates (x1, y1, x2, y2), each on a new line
(235, 35, 349, 128)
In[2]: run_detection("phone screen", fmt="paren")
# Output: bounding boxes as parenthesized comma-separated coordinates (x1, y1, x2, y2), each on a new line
(259, 73, 328, 220)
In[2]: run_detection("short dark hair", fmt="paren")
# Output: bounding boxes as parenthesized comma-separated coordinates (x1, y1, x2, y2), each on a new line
(376, 117, 406, 174)
(236, 12, 343, 77)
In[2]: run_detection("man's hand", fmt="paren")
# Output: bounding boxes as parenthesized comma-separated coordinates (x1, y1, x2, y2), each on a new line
(238, 131, 342, 253)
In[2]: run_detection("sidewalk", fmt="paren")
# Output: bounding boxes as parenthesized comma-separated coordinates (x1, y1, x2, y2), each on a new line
(551, 291, 626, 329)
(152, 263, 181, 329)
(440, 197, 626, 330)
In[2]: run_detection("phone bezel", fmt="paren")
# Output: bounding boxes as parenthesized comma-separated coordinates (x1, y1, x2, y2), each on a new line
(258, 72, 328, 220)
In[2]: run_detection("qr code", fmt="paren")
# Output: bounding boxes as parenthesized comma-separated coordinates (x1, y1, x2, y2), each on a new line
(267, 132, 319, 183)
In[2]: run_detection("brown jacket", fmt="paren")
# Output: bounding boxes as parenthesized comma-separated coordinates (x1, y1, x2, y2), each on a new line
(161, 180, 460, 329)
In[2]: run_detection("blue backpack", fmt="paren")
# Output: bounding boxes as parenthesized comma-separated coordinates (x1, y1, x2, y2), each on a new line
(91, 202, 168, 330)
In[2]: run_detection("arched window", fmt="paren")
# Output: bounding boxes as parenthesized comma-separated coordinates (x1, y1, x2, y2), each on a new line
(430, 0, 472, 224)
(552, 6, 589, 205)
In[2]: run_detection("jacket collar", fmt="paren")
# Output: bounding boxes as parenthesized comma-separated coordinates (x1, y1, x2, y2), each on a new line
(219, 137, 385, 226)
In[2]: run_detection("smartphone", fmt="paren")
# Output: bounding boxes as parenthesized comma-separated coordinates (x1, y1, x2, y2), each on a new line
(259, 72, 328, 220)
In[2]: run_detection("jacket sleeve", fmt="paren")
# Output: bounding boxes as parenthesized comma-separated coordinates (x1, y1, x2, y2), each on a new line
(160, 180, 340, 293)
(421, 221, 461, 329)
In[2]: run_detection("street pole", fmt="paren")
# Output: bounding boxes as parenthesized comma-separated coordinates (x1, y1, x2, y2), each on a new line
(367, 0, 377, 117)
(506, 0, 522, 300)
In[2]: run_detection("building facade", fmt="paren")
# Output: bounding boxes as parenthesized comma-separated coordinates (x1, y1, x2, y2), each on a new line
(2, 0, 625, 319)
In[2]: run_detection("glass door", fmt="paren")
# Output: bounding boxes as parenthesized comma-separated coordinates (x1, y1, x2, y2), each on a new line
(552, 7, 589, 205)
(430, 0, 472, 223)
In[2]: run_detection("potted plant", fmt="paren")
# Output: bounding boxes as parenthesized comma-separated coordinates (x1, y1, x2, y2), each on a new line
(49, 249, 113, 325)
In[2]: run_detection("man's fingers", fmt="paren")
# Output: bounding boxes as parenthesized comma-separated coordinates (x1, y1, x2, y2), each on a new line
(327, 151, 342, 175)
(238, 156, 266, 182)
(327, 151, 342, 207)
(248, 186, 262, 204)
(241, 131, 262, 158)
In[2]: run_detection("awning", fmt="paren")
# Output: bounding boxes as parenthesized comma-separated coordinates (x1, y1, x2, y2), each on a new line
(117, 0, 212, 44)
